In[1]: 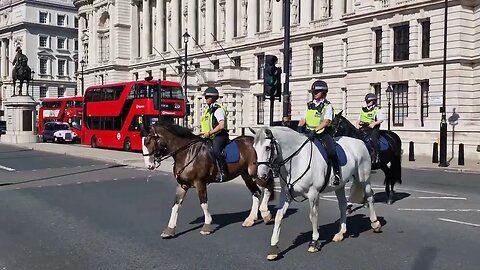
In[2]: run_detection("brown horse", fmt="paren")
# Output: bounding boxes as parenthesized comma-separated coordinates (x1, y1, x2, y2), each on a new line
(141, 121, 273, 237)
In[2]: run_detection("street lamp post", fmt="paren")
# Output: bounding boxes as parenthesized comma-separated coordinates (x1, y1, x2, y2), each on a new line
(183, 32, 190, 127)
(80, 59, 86, 96)
(439, 0, 448, 167)
(29, 70, 35, 96)
(386, 85, 393, 131)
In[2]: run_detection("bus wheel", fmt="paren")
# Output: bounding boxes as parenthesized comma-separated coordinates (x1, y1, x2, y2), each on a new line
(91, 136, 97, 148)
(124, 137, 132, 152)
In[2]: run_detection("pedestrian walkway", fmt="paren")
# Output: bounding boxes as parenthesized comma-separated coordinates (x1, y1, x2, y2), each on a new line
(2, 142, 480, 174)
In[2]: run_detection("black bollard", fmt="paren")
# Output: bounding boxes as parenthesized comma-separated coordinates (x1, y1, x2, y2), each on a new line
(432, 142, 439, 163)
(409, 141, 415, 161)
(458, 143, 465, 166)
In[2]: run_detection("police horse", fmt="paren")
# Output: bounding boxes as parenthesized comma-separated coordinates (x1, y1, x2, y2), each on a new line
(252, 126, 381, 260)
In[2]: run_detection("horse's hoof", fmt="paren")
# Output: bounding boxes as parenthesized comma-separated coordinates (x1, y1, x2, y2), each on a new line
(161, 227, 175, 238)
(200, 224, 215, 235)
(262, 212, 273, 224)
(307, 240, 319, 253)
(387, 199, 393, 205)
(267, 245, 281, 261)
(333, 233, 344, 242)
(371, 221, 382, 233)
(242, 218, 255, 227)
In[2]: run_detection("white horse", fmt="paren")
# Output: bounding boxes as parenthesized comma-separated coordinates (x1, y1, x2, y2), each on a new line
(252, 126, 381, 260)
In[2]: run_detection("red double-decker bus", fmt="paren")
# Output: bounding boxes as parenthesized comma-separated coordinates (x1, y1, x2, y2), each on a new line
(38, 97, 83, 142)
(82, 79, 186, 151)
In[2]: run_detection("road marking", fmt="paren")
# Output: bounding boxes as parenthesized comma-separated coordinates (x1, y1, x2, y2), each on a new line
(32, 169, 37, 172)
(56, 184, 62, 186)
(113, 178, 118, 181)
(372, 185, 457, 197)
(320, 197, 338, 202)
(398, 208, 480, 212)
(412, 196, 466, 200)
(439, 218, 480, 228)
(76, 182, 82, 184)
(0, 165, 15, 172)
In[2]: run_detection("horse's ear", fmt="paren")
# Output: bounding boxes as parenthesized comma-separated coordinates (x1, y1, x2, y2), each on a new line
(248, 127, 256, 135)
(264, 128, 273, 138)
(336, 110, 344, 116)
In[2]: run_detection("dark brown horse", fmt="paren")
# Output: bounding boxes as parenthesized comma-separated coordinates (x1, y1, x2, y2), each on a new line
(141, 121, 273, 237)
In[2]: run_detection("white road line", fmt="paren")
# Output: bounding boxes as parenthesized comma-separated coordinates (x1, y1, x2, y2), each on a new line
(413, 196, 466, 200)
(439, 218, 480, 228)
(398, 208, 480, 212)
(113, 178, 118, 181)
(56, 184, 62, 186)
(0, 165, 15, 172)
(372, 185, 457, 197)
(320, 197, 338, 202)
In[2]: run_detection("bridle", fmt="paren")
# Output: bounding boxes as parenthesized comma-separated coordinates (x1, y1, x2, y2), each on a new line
(257, 132, 313, 202)
(142, 133, 203, 172)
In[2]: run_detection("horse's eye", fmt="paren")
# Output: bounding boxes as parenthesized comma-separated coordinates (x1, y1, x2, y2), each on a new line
(266, 146, 271, 151)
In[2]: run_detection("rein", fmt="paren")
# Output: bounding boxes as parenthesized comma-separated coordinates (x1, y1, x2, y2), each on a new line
(259, 137, 313, 202)
(143, 137, 203, 169)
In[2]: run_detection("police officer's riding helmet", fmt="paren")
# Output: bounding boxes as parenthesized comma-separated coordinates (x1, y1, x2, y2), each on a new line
(204, 87, 219, 97)
(309, 80, 328, 93)
(365, 93, 378, 103)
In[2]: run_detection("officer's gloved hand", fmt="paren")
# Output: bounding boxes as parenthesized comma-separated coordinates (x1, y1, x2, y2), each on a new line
(306, 131, 316, 141)
(297, 125, 305, 133)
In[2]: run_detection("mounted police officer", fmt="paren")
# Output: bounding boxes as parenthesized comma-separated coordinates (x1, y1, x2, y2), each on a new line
(297, 80, 341, 185)
(357, 93, 384, 164)
(200, 87, 229, 182)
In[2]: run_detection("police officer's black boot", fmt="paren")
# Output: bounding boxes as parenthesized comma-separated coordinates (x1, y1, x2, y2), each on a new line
(216, 156, 228, 182)
(333, 164, 341, 186)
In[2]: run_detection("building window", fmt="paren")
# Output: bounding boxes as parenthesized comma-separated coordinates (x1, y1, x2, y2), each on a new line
(233, 0, 238, 37)
(23, 110, 33, 131)
(133, 72, 139, 81)
(39, 12, 48, 24)
(40, 87, 48, 98)
(312, 45, 323, 74)
(213, 0, 218, 37)
(372, 83, 381, 106)
(57, 14, 66, 26)
(420, 81, 429, 126)
(212, 60, 219, 70)
(39, 36, 49, 48)
(232, 56, 241, 67)
(374, 28, 382, 63)
(39, 59, 48, 74)
(57, 87, 65, 98)
(256, 95, 265, 124)
(58, 60, 66, 76)
(257, 53, 265, 79)
(393, 24, 409, 61)
(392, 83, 408, 126)
(99, 33, 109, 63)
(57, 37, 66, 49)
(74, 17, 79, 28)
(161, 68, 167, 80)
(256, 0, 261, 32)
(421, 20, 430, 59)
(74, 39, 78, 51)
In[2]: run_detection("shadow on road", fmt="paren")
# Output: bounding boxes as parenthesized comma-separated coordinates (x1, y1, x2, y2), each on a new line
(278, 214, 387, 258)
(374, 191, 410, 204)
(411, 246, 437, 270)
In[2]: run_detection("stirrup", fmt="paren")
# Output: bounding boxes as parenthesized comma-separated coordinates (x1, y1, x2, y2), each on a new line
(333, 174, 341, 185)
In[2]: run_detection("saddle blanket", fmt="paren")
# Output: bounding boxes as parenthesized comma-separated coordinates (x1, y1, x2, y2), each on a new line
(222, 140, 240, 163)
(313, 139, 348, 166)
(378, 135, 389, 151)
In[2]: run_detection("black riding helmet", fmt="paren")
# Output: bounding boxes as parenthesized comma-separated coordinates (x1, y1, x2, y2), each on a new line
(204, 87, 219, 97)
(365, 93, 377, 103)
(309, 80, 328, 93)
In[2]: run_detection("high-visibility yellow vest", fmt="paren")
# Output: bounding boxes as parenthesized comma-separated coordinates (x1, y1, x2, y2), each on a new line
(359, 106, 380, 124)
(305, 100, 333, 134)
(200, 103, 228, 138)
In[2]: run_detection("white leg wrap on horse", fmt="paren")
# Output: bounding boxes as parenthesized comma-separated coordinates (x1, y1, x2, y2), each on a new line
(167, 204, 181, 229)
(201, 203, 212, 225)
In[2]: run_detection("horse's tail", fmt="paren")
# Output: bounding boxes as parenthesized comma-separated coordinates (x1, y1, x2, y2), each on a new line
(385, 131, 403, 185)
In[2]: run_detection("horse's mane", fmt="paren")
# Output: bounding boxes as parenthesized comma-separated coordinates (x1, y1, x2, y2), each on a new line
(154, 120, 200, 139)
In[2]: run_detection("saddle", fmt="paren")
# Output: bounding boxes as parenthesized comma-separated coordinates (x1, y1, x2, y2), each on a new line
(312, 138, 348, 166)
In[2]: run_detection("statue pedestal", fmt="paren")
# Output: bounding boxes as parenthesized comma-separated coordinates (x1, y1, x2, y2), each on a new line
(1, 95, 38, 144)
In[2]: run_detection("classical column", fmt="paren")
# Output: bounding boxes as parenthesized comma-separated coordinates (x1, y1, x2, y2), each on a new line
(346, 0, 353, 14)
(78, 16, 84, 62)
(109, 4, 115, 61)
(225, 0, 234, 41)
(247, 0, 256, 37)
(170, 0, 180, 49)
(156, 0, 165, 51)
(89, 12, 97, 65)
(131, 3, 140, 58)
(300, 0, 311, 27)
(8, 38, 13, 79)
(1, 40, 5, 78)
(188, 0, 197, 49)
(142, 0, 151, 56)
(271, 0, 281, 32)
(332, 0, 345, 21)
(205, 0, 214, 45)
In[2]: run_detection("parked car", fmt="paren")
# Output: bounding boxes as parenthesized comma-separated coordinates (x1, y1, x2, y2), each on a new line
(42, 122, 77, 143)
(0, 120, 6, 135)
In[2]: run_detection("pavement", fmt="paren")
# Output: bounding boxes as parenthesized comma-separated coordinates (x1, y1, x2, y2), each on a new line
(3, 141, 480, 175)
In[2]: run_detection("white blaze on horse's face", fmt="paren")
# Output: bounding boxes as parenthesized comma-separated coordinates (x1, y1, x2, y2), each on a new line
(142, 137, 156, 170)
(254, 137, 273, 179)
